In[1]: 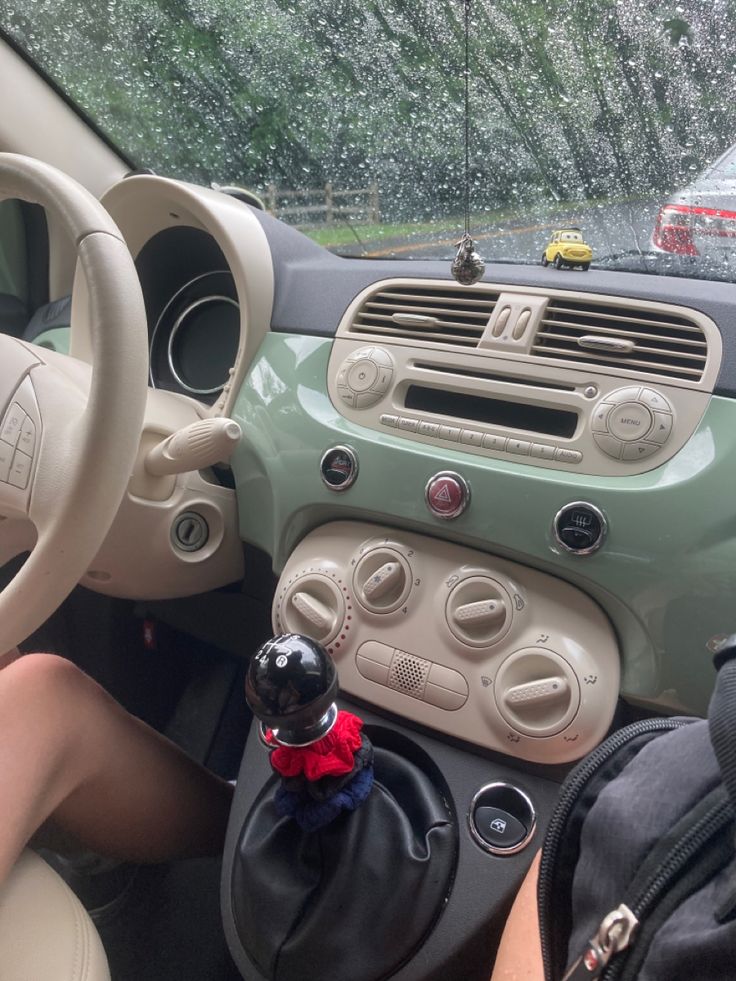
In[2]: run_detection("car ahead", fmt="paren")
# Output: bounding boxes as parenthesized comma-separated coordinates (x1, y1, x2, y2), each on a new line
(653, 143, 736, 259)
(541, 227, 592, 270)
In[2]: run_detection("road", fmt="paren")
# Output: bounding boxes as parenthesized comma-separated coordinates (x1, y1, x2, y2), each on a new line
(340, 199, 660, 263)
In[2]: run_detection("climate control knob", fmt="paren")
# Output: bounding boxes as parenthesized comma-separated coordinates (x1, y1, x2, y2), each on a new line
(446, 576, 512, 647)
(353, 547, 411, 613)
(277, 574, 345, 645)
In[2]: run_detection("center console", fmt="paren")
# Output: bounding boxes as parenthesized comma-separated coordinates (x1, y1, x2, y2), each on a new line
(222, 520, 622, 980)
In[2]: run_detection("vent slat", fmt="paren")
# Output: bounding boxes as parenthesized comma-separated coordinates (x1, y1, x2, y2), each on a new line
(358, 311, 486, 333)
(531, 344, 704, 378)
(538, 319, 707, 349)
(536, 331, 706, 363)
(535, 298, 707, 382)
(351, 323, 480, 345)
(544, 305, 703, 334)
(365, 301, 491, 321)
(373, 290, 497, 310)
(350, 285, 499, 348)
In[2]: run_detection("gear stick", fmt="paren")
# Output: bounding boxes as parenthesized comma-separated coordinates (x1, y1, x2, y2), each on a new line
(231, 633, 458, 981)
(245, 633, 339, 746)
(245, 633, 374, 832)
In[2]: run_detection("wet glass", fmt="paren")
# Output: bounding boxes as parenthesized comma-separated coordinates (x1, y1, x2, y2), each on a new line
(2, 0, 736, 278)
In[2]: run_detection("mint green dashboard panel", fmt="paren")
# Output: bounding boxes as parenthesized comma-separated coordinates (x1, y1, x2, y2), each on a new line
(231, 332, 736, 717)
(31, 326, 70, 354)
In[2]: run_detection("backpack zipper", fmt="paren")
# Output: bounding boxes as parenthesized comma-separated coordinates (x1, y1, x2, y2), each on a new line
(539, 718, 693, 981)
(561, 791, 732, 980)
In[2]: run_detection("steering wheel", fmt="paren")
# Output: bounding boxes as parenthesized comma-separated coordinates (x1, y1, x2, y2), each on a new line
(0, 154, 148, 654)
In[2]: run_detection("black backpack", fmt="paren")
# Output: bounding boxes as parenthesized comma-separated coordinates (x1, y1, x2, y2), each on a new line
(538, 638, 736, 980)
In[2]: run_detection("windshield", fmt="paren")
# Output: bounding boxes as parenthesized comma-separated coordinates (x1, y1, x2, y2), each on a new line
(3, 1, 736, 279)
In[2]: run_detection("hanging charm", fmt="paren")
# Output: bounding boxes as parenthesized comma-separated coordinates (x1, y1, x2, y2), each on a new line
(451, 0, 485, 286)
(452, 232, 485, 285)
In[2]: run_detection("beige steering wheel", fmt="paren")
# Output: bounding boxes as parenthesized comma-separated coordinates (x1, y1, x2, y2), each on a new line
(0, 154, 148, 654)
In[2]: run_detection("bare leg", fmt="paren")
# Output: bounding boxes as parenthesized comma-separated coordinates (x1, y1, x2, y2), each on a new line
(491, 851, 544, 981)
(0, 653, 233, 886)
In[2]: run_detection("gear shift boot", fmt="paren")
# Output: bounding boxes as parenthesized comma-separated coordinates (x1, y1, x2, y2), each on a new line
(231, 635, 458, 981)
(231, 735, 457, 981)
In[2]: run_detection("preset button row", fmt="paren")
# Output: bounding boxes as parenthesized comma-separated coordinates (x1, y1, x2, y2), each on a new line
(380, 414, 582, 465)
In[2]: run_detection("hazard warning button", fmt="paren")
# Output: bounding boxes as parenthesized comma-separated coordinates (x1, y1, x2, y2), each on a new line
(425, 471, 470, 520)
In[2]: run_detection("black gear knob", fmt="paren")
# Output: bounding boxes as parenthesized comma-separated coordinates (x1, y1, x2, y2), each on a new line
(246, 634, 338, 746)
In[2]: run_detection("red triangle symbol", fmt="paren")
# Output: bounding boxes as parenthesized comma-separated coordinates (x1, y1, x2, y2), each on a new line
(434, 484, 452, 503)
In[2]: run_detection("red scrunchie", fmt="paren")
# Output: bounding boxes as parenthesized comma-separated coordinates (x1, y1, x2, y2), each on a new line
(269, 711, 364, 781)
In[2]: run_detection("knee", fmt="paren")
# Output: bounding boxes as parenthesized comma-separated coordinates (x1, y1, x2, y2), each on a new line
(2, 654, 91, 709)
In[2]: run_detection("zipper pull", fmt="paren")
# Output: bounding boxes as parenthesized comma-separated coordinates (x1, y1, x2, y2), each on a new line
(562, 904, 639, 980)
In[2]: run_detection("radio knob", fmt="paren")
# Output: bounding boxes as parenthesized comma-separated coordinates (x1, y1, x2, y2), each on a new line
(592, 387, 673, 461)
(336, 346, 394, 409)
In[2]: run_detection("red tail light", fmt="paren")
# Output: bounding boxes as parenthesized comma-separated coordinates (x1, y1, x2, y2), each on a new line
(654, 203, 736, 255)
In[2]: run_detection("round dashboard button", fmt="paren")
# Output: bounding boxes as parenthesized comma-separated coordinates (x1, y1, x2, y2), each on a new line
(425, 471, 470, 520)
(347, 359, 379, 392)
(320, 445, 359, 491)
(607, 401, 653, 441)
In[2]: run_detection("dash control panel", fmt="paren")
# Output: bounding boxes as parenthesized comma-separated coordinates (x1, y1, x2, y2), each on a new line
(273, 521, 620, 764)
(327, 337, 712, 477)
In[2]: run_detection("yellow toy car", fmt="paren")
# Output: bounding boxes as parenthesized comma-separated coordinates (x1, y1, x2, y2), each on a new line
(542, 227, 593, 270)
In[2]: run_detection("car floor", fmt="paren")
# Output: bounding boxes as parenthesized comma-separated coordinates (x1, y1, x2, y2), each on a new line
(95, 857, 243, 981)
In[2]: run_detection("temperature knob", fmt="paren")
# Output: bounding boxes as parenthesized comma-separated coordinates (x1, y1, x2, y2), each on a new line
(277, 574, 345, 645)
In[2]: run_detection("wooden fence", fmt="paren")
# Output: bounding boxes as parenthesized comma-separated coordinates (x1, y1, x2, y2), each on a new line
(265, 182, 380, 226)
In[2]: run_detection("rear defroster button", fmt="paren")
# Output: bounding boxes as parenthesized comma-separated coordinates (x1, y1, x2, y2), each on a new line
(425, 471, 470, 520)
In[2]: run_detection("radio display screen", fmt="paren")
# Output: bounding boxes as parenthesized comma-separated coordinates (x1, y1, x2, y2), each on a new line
(404, 385, 578, 438)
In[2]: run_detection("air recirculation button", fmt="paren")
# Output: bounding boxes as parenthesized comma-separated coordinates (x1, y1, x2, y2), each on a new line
(494, 648, 580, 737)
(446, 576, 512, 647)
(353, 547, 412, 613)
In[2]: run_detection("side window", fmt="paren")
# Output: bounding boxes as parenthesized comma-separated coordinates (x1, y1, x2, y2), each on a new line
(0, 199, 48, 337)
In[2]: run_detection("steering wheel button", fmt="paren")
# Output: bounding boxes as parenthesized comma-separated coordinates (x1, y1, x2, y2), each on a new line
(1, 403, 26, 447)
(608, 402, 653, 441)
(18, 417, 35, 455)
(0, 440, 12, 482)
(425, 472, 470, 519)
(622, 441, 660, 461)
(8, 449, 32, 489)
(649, 412, 673, 444)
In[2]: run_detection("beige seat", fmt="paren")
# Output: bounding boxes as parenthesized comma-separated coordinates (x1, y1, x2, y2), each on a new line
(0, 850, 110, 981)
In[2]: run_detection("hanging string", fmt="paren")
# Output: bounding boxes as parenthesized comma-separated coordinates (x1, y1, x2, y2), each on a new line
(451, 0, 485, 285)
(464, 0, 471, 236)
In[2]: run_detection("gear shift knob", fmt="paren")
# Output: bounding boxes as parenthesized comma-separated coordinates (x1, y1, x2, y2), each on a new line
(246, 633, 338, 746)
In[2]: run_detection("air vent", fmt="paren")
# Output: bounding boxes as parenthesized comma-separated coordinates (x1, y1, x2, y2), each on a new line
(533, 299, 707, 382)
(351, 285, 499, 347)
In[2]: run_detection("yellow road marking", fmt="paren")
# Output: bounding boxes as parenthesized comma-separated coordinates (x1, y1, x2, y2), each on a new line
(364, 221, 567, 258)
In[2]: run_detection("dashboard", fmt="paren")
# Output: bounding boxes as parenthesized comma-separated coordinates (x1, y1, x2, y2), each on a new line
(43, 173, 736, 764)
